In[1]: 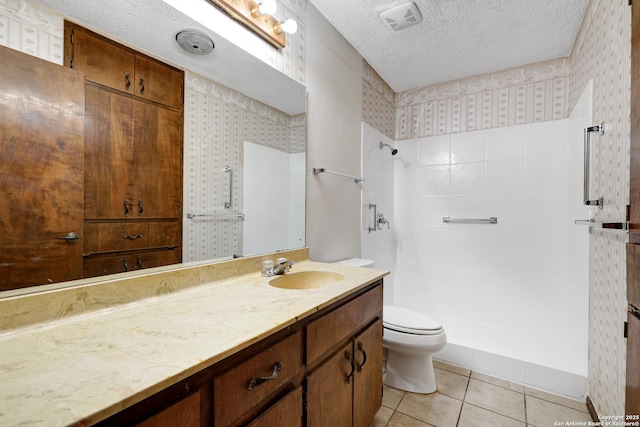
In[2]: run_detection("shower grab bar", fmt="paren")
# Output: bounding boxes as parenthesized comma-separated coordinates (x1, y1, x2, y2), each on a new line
(583, 124, 605, 208)
(574, 218, 628, 230)
(186, 213, 245, 220)
(443, 216, 497, 224)
(312, 167, 365, 183)
(224, 166, 233, 208)
(368, 204, 377, 233)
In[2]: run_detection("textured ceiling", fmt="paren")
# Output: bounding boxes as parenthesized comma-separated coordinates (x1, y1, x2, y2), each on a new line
(308, 0, 589, 92)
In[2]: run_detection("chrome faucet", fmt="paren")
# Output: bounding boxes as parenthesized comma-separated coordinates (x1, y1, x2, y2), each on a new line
(262, 258, 295, 276)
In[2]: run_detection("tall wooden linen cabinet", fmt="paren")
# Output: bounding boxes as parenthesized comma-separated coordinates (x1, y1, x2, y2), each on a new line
(64, 23, 184, 278)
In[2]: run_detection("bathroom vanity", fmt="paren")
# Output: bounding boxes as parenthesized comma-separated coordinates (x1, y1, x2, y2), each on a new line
(0, 249, 387, 426)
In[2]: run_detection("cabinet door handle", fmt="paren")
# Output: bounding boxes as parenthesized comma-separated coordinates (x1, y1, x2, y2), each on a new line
(57, 232, 79, 243)
(356, 342, 367, 372)
(247, 362, 283, 391)
(123, 234, 143, 240)
(137, 256, 143, 269)
(139, 78, 145, 95)
(138, 199, 144, 216)
(125, 72, 131, 90)
(123, 259, 129, 272)
(345, 351, 355, 384)
(124, 199, 130, 217)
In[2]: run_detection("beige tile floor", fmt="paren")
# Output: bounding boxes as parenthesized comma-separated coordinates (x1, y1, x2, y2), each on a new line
(370, 360, 593, 427)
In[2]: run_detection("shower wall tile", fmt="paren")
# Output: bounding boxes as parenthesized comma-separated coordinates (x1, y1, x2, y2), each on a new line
(0, 0, 63, 64)
(393, 118, 588, 385)
(568, 0, 630, 416)
(395, 58, 570, 140)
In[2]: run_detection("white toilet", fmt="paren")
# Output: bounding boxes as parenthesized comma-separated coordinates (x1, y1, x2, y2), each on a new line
(383, 305, 447, 394)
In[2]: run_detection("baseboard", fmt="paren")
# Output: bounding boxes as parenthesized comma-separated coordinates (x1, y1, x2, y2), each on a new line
(586, 395, 599, 422)
(436, 342, 588, 400)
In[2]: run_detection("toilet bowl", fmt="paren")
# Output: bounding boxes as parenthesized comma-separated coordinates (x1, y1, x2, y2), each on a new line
(383, 305, 447, 394)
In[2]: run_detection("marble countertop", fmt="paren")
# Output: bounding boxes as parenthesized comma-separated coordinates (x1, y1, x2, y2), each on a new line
(0, 258, 387, 426)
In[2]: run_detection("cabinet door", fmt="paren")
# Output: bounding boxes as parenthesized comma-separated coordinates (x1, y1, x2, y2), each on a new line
(84, 85, 134, 219)
(135, 389, 201, 427)
(135, 56, 183, 108)
(306, 342, 354, 427)
(0, 45, 84, 289)
(133, 100, 182, 219)
(247, 387, 302, 427)
(72, 26, 135, 94)
(353, 319, 383, 427)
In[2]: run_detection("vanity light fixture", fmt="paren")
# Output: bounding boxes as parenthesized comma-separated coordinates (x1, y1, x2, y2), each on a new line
(208, 0, 297, 49)
(251, 0, 277, 17)
(274, 18, 298, 35)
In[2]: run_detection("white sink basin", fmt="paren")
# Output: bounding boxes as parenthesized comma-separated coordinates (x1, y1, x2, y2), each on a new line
(269, 271, 345, 289)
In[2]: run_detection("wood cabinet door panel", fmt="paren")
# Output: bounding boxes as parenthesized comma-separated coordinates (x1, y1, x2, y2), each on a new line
(135, 56, 183, 108)
(84, 85, 134, 219)
(72, 27, 135, 94)
(306, 342, 354, 427)
(83, 248, 180, 278)
(214, 332, 302, 427)
(83, 222, 180, 254)
(133, 100, 182, 219)
(353, 319, 383, 427)
(136, 389, 201, 427)
(247, 387, 302, 427)
(306, 286, 383, 363)
(0, 45, 84, 289)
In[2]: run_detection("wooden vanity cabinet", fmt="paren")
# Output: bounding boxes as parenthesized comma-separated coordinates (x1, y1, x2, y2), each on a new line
(64, 23, 184, 278)
(100, 281, 383, 427)
(67, 24, 183, 109)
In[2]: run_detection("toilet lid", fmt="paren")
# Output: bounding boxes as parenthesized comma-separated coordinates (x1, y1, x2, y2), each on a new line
(383, 305, 443, 335)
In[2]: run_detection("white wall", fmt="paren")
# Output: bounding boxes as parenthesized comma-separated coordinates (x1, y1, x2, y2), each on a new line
(361, 123, 396, 303)
(305, 3, 363, 262)
(391, 114, 590, 396)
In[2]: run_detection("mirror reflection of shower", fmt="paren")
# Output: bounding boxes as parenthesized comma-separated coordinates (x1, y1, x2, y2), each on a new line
(379, 141, 398, 155)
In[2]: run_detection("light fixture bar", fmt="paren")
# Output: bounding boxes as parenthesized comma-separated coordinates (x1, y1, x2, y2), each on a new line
(208, 0, 286, 49)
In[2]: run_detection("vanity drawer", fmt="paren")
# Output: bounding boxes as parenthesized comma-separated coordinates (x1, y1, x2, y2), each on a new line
(83, 221, 180, 254)
(83, 248, 180, 278)
(306, 284, 382, 363)
(213, 332, 302, 427)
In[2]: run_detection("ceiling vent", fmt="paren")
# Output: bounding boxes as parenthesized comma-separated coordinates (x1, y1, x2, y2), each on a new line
(380, 2, 423, 31)
(176, 30, 214, 55)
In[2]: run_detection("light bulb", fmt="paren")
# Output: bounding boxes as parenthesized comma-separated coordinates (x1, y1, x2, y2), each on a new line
(251, 0, 277, 17)
(275, 18, 297, 35)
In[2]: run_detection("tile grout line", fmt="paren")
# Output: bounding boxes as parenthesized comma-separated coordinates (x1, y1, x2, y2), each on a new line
(454, 369, 472, 427)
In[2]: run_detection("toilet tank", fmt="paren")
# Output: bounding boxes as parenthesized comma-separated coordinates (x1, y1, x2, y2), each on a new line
(333, 258, 375, 268)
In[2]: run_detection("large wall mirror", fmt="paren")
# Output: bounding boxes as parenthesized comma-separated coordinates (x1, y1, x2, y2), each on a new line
(0, 0, 306, 296)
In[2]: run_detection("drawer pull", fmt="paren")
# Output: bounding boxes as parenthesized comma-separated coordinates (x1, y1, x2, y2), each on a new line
(123, 234, 143, 240)
(345, 351, 355, 384)
(124, 199, 130, 217)
(139, 78, 145, 94)
(356, 342, 367, 372)
(125, 72, 131, 90)
(247, 362, 283, 391)
(138, 199, 144, 216)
